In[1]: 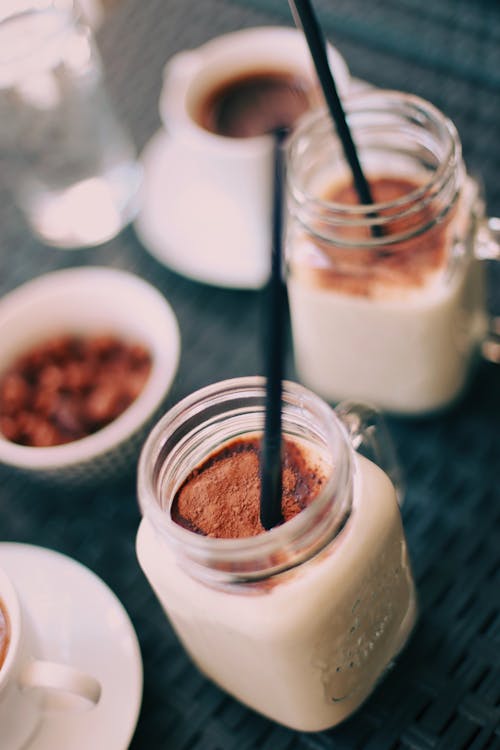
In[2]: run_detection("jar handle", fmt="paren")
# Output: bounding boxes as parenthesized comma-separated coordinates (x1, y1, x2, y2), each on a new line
(475, 216, 500, 363)
(335, 401, 404, 505)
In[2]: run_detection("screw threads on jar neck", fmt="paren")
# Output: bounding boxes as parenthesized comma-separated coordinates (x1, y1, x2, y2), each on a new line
(286, 90, 464, 248)
(138, 377, 354, 588)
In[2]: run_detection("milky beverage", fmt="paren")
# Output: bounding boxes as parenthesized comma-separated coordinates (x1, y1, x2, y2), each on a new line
(136, 379, 417, 731)
(286, 95, 488, 415)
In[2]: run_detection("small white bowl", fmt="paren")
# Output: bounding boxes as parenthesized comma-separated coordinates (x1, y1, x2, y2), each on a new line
(0, 266, 181, 484)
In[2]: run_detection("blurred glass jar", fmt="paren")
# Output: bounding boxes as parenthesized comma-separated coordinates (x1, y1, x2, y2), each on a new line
(286, 90, 499, 415)
(0, 0, 142, 248)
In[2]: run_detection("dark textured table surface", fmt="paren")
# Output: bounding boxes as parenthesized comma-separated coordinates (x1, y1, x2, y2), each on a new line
(0, 1, 499, 749)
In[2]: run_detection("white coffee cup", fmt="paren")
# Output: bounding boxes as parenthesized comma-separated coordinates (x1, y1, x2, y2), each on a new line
(157, 26, 351, 288)
(0, 565, 101, 750)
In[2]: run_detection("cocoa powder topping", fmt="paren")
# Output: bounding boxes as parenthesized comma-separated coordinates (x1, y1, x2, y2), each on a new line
(293, 175, 456, 297)
(171, 436, 327, 539)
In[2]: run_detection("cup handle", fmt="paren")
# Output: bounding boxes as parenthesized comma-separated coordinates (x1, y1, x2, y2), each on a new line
(474, 216, 500, 363)
(19, 659, 101, 707)
(335, 401, 404, 505)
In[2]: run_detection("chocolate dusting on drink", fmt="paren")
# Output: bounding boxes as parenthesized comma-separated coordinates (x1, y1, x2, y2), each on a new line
(195, 70, 314, 138)
(294, 175, 457, 297)
(171, 436, 327, 538)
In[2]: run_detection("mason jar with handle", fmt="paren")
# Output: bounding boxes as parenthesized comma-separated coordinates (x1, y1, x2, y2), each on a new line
(136, 376, 417, 732)
(286, 90, 500, 415)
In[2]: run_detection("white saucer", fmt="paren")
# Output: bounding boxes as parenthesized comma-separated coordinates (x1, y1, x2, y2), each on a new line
(0, 543, 143, 750)
(134, 130, 268, 290)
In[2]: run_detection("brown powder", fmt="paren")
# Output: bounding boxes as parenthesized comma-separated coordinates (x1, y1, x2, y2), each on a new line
(292, 175, 456, 297)
(171, 436, 327, 539)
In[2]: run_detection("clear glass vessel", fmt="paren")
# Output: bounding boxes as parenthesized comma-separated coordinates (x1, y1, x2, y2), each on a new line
(286, 90, 498, 415)
(0, 1, 142, 248)
(137, 377, 417, 731)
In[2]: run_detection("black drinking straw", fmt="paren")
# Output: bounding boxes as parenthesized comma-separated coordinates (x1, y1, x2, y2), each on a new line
(260, 129, 287, 531)
(288, 0, 377, 210)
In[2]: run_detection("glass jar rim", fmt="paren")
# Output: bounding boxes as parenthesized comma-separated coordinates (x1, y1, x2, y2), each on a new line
(137, 376, 354, 581)
(286, 89, 462, 231)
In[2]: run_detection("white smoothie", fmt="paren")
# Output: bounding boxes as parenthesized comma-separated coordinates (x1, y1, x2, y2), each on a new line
(287, 176, 487, 415)
(137, 454, 417, 731)
(288, 253, 486, 414)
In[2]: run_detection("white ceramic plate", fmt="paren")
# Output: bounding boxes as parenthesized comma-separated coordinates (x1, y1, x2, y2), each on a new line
(0, 543, 143, 750)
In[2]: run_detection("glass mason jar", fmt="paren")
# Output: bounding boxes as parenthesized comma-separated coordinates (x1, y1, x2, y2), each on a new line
(286, 90, 500, 415)
(136, 377, 417, 731)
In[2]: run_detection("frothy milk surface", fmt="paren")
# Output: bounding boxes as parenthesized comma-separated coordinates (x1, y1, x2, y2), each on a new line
(137, 454, 417, 731)
(288, 175, 487, 414)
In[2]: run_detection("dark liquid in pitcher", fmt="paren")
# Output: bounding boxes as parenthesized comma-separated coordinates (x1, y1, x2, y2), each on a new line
(195, 70, 313, 138)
